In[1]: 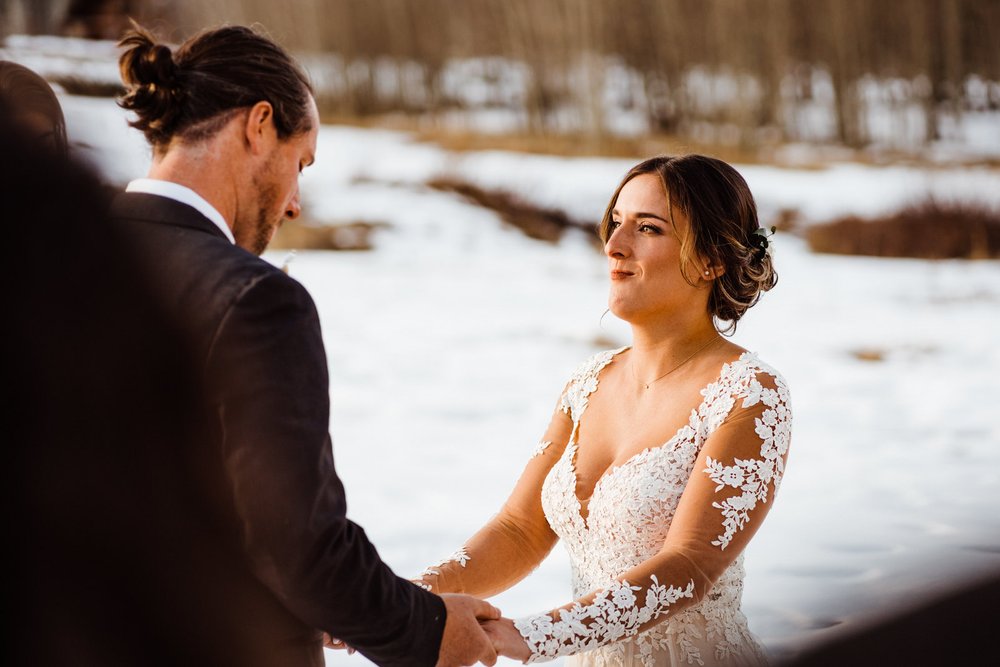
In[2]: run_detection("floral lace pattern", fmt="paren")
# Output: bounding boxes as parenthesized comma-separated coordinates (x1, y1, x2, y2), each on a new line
(704, 363, 791, 550)
(515, 576, 695, 661)
(516, 349, 787, 666)
(420, 546, 470, 579)
(532, 440, 553, 458)
(558, 347, 629, 418)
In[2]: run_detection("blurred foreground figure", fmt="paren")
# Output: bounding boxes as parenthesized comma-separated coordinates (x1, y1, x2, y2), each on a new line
(110, 21, 499, 667)
(0, 60, 68, 154)
(0, 120, 279, 665)
(781, 569, 1000, 666)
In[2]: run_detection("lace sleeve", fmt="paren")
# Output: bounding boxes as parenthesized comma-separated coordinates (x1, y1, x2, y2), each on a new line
(514, 369, 792, 661)
(413, 396, 574, 598)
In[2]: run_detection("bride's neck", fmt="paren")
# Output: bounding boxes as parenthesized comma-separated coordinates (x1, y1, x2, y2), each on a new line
(628, 316, 720, 373)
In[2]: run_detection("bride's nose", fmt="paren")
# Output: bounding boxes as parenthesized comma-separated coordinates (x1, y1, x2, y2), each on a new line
(605, 226, 630, 259)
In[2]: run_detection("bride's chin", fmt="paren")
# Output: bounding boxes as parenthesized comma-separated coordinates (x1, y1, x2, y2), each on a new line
(607, 301, 637, 323)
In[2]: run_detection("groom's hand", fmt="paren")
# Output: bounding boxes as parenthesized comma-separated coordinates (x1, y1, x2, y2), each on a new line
(322, 633, 355, 654)
(481, 618, 531, 662)
(436, 593, 501, 667)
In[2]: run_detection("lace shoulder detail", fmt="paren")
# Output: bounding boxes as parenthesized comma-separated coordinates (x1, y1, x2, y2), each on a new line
(703, 354, 792, 550)
(558, 347, 628, 420)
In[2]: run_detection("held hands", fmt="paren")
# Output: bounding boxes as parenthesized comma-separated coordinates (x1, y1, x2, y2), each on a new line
(436, 593, 502, 667)
(324, 596, 530, 666)
(481, 617, 532, 663)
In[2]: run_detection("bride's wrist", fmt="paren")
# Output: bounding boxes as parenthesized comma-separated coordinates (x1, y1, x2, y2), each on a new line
(503, 617, 534, 663)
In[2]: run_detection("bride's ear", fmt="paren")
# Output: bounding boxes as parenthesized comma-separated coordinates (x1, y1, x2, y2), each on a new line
(701, 265, 724, 281)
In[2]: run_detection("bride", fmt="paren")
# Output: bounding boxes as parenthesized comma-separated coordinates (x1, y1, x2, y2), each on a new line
(418, 154, 791, 666)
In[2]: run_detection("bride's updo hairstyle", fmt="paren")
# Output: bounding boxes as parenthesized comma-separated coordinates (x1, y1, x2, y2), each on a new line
(117, 22, 313, 152)
(599, 155, 778, 333)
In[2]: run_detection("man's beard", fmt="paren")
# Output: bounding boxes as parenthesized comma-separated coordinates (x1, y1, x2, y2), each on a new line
(247, 201, 278, 256)
(240, 170, 281, 256)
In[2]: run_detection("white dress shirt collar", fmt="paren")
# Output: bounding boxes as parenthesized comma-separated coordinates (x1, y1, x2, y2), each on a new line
(126, 178, 235, 244)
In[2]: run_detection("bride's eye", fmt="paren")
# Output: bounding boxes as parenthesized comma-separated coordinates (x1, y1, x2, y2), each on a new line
(638, 223, 662, 234)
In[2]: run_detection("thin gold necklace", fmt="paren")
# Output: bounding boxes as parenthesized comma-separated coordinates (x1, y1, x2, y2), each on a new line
(633, 336, 719, 390)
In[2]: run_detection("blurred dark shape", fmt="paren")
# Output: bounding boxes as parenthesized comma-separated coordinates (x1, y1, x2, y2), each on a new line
(427, 176, 595, 244)
(269, 218, 390, 251)
(782, 570, 1000, 666)
(62, 0, 134, 40)
(0, 60, 68, 154)
(806, 198, 1000, 259)
(0, 0, 171, 39)
(0, 122, 283, 664)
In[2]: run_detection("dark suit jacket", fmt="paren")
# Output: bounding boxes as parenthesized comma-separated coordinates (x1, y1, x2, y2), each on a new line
(111, 192, 446, 667)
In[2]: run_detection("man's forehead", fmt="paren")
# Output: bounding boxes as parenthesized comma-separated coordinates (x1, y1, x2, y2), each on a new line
(307, 96, 320, 126)
(306, 97, 320, 159)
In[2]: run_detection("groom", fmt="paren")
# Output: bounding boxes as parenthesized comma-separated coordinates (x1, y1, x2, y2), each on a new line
(110, 23, 499, 667)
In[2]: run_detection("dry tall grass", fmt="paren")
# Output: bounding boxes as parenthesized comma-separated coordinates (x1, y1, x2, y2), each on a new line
(269, 219, 387, 251)
(806, 199, 1000, 259)
(427, 176, 597, 244)
(9, 0, 995, 151)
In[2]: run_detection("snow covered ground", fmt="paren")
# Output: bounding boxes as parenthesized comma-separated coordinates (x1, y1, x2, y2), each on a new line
(59, 94, 1000, 664)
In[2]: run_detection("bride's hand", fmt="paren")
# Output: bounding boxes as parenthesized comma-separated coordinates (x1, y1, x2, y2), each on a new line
(481, 617, 531, 663)
(323, 633, 355, 655)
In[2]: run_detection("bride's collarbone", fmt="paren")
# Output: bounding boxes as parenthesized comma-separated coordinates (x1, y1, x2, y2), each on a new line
(572, 379, 701, 470)
(574, 407, 691, 482)
(586, 377, 704, 436)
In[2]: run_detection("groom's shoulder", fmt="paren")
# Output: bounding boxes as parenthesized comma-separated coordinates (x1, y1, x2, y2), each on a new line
(193, 243, 311, 318)
(110, 193, 292, 284)
(111, 198, 311, 323)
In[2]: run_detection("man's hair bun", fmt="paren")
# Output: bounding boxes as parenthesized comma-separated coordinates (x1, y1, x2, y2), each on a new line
(116, 22, 313, 152)
(118, 26, 184, 146)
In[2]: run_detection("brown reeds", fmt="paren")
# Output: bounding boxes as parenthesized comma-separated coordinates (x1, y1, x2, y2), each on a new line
(426, 176, 596, 244)
(806, 199, 1000, 259)
(269, 219, 387, 251)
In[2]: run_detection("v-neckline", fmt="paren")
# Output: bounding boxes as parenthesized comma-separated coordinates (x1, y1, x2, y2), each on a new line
(565, 348, 754, 527)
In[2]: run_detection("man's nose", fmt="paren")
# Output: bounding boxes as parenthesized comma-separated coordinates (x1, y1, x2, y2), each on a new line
(285, 187, 301, 221)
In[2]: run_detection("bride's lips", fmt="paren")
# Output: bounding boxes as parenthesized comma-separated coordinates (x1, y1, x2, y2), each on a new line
(610, 269, 634, 280)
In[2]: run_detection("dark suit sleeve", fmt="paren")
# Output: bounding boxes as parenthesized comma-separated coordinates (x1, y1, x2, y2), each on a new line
(206, 270, 446, 667)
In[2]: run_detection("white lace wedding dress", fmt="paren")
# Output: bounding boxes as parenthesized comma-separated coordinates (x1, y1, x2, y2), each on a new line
(418, 348, 792, 667)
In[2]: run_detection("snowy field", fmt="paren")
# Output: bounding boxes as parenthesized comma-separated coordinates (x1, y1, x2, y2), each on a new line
(59, 93, 1000, 664)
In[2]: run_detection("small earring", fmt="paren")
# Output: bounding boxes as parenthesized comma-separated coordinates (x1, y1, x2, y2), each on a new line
(703, 270, 710, 276)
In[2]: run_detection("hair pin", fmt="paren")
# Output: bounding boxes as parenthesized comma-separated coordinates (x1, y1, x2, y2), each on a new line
(750, 226, 776, 260)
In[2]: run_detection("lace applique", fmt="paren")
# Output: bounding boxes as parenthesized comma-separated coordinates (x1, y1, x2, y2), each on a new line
(532, 349, 788, 666)
(558, 347, 628, 418)
(514, 575, 695, 662)
(703, 369, 791, 549)
(532, 440, 553, 458)
(420, 546, 471, 578)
